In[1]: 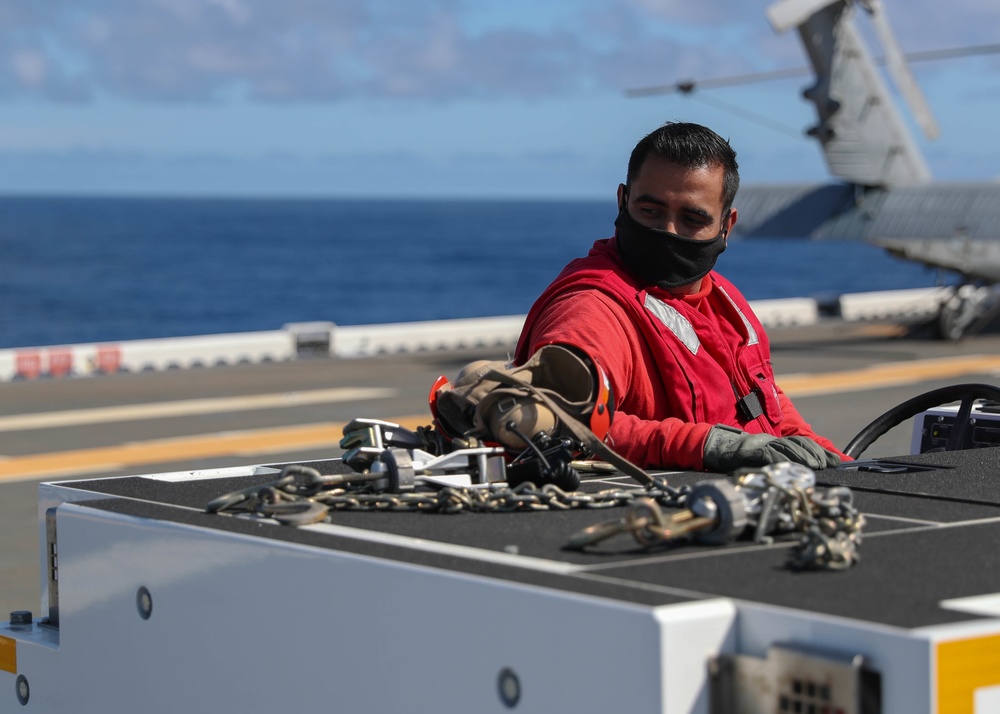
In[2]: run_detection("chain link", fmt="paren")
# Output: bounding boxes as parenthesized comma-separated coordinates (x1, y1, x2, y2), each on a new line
(207, 465, 687, 520)
(786, 486, 865, 570)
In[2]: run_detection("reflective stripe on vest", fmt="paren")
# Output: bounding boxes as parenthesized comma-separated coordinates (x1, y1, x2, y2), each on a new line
(644, 294, 700, 354)
(716, 285, 759, 346)
(643, 285, 760, 354)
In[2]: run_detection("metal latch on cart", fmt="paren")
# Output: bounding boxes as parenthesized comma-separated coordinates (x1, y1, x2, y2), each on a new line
(341, 418, 506, 489)
(709, 642, 881, 714)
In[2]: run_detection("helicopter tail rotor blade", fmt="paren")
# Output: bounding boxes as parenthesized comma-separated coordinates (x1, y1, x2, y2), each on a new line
(767, 0, 839, 34)
(862, 0, 941, 140)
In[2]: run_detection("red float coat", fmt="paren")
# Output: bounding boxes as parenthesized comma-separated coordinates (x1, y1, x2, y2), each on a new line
(515, 238, 845, 471)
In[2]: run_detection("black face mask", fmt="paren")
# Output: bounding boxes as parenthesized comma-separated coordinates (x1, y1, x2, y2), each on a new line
(614, 200, 727, 290)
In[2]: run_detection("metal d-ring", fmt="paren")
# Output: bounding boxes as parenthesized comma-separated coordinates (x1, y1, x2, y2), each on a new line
(257, 500, 330, 526)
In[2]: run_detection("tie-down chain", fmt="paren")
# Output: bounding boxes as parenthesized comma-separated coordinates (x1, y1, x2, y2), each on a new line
(205, 420, 861, 570)
(566, 462, 864, 570)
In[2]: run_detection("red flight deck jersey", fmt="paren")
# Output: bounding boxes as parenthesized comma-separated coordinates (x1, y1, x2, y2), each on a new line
(515, 238, 845, 471)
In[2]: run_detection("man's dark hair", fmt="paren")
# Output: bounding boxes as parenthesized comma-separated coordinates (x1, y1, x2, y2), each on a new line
(626, 122, 740, 213)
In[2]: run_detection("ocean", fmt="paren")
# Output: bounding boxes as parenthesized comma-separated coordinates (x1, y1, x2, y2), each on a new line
(0, 196, 944, 349)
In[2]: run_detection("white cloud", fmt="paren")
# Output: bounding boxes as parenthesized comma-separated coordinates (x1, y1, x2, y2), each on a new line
(12, 50, 48, 87)
(6, 0, 989, 104)
(0, 0, 996, 197)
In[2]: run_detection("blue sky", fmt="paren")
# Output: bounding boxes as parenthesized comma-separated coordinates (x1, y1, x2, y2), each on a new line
(2, 0, 998, 198)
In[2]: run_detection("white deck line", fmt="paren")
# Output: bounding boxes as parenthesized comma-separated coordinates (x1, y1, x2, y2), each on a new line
(0, 387, 396, 432)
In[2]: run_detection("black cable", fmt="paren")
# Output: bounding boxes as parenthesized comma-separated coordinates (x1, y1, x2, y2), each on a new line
(506, 421, 553, 472)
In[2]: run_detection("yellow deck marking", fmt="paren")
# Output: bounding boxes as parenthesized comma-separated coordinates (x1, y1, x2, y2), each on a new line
(0, 635, 15, 674)
(779, 354, 1000, 397)
(937, 633, 1000, 713)
(0, 416, 430, 483)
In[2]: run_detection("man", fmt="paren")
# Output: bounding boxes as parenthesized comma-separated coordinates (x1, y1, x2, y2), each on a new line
(515, 122, 846, 472)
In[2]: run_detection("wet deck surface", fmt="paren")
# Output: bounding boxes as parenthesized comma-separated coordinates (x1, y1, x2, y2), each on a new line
(3, 318, 1000, 617)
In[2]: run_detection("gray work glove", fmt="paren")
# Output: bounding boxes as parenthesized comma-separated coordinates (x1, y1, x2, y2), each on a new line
(703, 424, 842, 473)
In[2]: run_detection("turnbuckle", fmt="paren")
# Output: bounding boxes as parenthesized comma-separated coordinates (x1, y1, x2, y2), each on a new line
(565, 479, 748, 550)
(565, 497, 717, 550)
